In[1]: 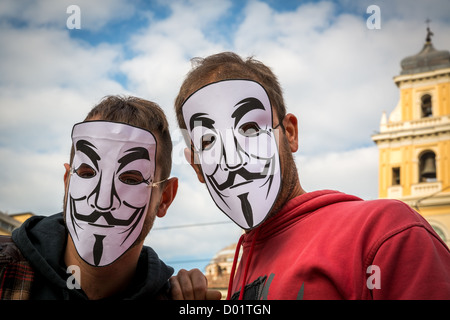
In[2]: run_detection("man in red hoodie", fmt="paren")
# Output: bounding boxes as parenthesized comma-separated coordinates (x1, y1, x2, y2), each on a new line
(174, 52, 450, 299)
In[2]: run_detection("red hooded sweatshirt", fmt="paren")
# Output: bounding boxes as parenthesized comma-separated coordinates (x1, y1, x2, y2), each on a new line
(228, 190, 450, 300)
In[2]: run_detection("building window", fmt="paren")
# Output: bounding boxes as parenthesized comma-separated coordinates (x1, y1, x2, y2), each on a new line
(421, 94, 432, 118)
(419, 151, 437, 182)
(392, 167, 400, 185)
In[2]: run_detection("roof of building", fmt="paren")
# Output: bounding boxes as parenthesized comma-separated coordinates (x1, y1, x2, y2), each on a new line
(400, 27, 450, 75)
(208, 243, 237, 264)
(0, 211, 22, 234)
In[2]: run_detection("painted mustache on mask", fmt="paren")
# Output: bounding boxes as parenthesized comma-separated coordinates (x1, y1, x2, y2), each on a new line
(208, 160, 271, 191)
(72, 201, 144, 227)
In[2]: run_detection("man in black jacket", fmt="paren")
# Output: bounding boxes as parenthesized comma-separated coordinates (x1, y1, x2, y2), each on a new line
(0, 95, 219, 300)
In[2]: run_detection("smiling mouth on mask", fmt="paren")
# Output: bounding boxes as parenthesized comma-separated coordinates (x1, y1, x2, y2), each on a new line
(208, 160, 271, 192)
(70, 198, 144, 228)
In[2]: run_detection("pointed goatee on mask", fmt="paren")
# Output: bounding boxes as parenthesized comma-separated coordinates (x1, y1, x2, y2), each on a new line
(181, 79, 282, 230)
(65, 121, 157, 266)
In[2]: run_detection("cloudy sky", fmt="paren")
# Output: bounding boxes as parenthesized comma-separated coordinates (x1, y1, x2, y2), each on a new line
(1, 0, 449, 273)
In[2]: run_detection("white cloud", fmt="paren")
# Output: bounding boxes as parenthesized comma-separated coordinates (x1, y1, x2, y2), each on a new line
(0, 148, 67, 214)
(0, 25, 124, 92)
(233, 3, 402, 155)
(0, 0, 135, 31)
(296, 146, 379, 200)
(119, 0, 231, 126)
(0, 4, 129, 215)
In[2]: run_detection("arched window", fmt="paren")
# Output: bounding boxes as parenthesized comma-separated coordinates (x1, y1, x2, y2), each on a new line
(392, 167, 400, 185)
(421, 94, 432, 118)
(419, 151, 437, 182)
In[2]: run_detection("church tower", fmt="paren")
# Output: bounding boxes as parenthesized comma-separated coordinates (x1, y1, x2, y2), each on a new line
(372, 26, 450, 246)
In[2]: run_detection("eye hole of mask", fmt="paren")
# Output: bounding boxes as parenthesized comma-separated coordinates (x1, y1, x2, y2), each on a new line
(74, 163, 96, 179)
(239, 122, 261, 137)
(118, 170, 149, 185)
(201, 134, 216, 151)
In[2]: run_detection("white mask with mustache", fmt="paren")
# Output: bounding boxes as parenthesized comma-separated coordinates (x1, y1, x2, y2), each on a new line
(182, 80, 282, 229)
(65, 121, 157, 266)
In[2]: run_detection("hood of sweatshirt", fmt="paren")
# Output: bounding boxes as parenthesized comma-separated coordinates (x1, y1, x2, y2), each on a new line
(227, 190, 362, 299)
(12, 213, 173, 300)
(245, 190, 362, 244)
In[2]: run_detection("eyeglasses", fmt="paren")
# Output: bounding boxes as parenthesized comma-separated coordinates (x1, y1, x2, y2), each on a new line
(70, 166, 169, 188)
(147, 178, 169, 188)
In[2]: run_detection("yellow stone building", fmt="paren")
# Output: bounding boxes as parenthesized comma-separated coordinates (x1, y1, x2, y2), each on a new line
(372, 28, 450, 247)
(204, 243, 238, 299)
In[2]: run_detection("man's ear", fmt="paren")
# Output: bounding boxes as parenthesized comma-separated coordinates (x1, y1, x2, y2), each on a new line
(282, 113, 299, 153)
(184, 147, 205, 183)
(156, 177, 178, 218)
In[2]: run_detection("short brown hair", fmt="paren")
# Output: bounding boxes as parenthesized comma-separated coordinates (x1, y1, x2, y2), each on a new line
(71, 95, 172, 180)
(174, 52, 286, 131)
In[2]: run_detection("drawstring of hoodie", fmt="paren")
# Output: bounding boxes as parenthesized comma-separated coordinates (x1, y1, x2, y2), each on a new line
(226, 234, 244, 300)
(226, 227, 260, 300)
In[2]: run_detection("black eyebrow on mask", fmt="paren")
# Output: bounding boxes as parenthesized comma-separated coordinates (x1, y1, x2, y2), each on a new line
(231, 98, 265, 127)
(117, 147, 150, 172)
(189, 112, 215, 131)
(76, 140, 101, 170)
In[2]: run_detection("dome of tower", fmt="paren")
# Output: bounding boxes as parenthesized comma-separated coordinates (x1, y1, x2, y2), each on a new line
(400, 28, 450, 75)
